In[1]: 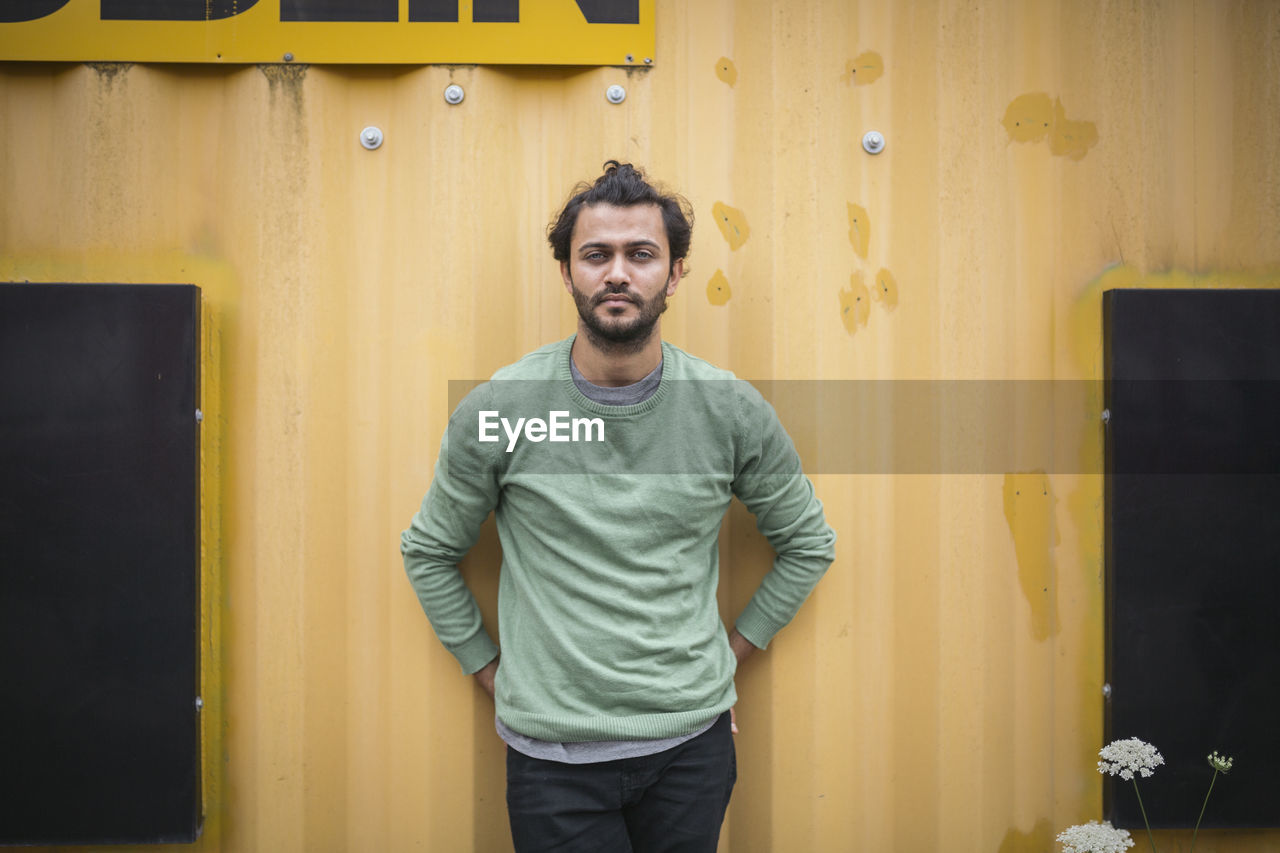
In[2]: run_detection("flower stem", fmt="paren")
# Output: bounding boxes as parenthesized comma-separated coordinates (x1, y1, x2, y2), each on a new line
(1189, 769, 1219, 853)
(1131, 779, 1157, 853)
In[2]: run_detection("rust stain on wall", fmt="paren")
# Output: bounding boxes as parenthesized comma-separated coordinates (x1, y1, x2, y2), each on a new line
(1002, 471, 1060, 641)
(846, 50, 884, 85)
(712, 202, 750, 250)
(89, 62, 133, 92)
(1002, 92, 1098, 159)
(715, 56, 738, 87)
(839, 272, 870, 335)
(847, 202, 870, 259)
(707, 269, 732, 305)
(873, 267, 898, 311)
(260, 63, 308, 117)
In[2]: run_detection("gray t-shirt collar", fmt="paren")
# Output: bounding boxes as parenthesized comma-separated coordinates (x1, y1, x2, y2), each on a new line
(569, 355, 663, 407)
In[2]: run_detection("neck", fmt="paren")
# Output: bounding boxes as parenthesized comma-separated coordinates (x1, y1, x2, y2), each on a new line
(570, 322, 664, 387)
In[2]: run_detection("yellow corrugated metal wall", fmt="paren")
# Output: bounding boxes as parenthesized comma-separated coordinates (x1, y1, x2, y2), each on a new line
(3, 1, 1279, 850)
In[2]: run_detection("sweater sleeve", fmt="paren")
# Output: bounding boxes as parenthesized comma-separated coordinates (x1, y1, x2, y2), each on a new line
(730, 383, 837, 649)
(400, 384, 502, 674)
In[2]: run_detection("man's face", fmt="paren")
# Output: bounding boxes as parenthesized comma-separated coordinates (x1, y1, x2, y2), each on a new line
(561, 203, 684, 347)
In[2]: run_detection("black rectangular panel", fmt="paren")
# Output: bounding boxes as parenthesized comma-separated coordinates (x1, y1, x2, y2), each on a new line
(1104, 289, 1280, 829)
(0, 283, 201, 845)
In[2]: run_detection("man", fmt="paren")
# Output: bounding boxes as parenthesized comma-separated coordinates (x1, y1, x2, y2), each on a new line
(402, 161, 835, 852)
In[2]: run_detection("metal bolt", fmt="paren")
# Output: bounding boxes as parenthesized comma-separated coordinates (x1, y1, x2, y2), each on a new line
(444, 84, 465, 105)
(626, 54, 634, 62)
(195, 409, 203, 423)
(606, 84, 626, 104)
(862, 130, 885, 155)
(360, 126, 384, 150)
(1102, 683, 1112, 699)
(195, 696, 204, 710)
(643, 57, 652, 65)
(283, 52, 294, 62)
(1101, 408, 1111, 424)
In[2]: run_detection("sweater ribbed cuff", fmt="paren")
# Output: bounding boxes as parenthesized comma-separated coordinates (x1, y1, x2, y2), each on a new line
(452, 629, 500, 675)
(734, 601, 778, 651)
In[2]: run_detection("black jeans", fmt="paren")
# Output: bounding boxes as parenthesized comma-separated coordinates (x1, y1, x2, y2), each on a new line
(505, 712, 737, 853)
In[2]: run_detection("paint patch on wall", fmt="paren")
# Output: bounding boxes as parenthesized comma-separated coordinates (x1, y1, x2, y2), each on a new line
(712, 202, 749, 250)
(707, 269, 731, 305)
(1002, 471, 1060, 641)
(1048, 98, 1099, 161)
(997, 818, 1055, 853)
(847, 202, 870, 259)
(839, 272, 870, 335)
(714, 56, 737, 87)
(1002, 92, 1098, 159)
(1001, 92, 1053, 142)
(873, 267, 898, 311)
(845, 50, 884, 85)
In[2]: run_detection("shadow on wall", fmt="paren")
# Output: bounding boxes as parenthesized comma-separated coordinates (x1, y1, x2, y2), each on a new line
(465, 515, 508, 850)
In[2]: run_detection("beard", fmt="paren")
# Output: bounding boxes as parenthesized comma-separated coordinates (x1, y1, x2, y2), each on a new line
(570, 276, 670, 354)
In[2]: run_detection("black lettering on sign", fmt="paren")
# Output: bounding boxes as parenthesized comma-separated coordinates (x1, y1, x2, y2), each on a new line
(408, 0, 457, 22)
(415, 0, 641, 24)
(0, 0, 70, 23)
(0, 0, 638, 25)
(574, 0, 638, 24)
(100, 0, 259, 19)
(281, 0, 396, 22)
(472, 0, 517, 23)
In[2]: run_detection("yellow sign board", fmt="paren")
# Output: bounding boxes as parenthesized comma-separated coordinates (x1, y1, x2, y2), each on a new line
(0, 0, 655, 65)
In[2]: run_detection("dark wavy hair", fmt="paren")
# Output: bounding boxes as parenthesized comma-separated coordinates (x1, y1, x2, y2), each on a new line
(547, 161, 694, 273)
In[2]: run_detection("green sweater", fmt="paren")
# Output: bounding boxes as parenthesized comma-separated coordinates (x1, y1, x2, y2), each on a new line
(401, 336, 836, 742)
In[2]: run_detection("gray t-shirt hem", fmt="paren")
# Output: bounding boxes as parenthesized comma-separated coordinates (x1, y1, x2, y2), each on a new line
(495, 715, 719, 764)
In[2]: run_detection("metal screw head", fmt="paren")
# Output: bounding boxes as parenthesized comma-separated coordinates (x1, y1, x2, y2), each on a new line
(606, 84, 626, 104)
(444, 84, 465, 105)
(1101, 408, 1112, 424)
(283, 52, 294, 62)
(360, 126, 384, 150)
(862, 130, 885, 155)
(626, 54, 634, 62)
(643, 57, 652, 65)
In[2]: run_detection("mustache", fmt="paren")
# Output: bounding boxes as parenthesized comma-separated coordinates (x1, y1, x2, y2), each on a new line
(591, 285, 635, 305)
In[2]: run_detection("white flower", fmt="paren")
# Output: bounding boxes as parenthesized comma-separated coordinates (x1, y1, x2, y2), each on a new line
(1057, 820, 1135, 853)
(1207, 751, 1234, 773)
(1097, 737, 1165, 781)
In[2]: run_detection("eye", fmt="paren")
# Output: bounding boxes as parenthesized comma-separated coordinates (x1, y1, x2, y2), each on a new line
(583, 251, 607, 261)
(631, 249, 655, 260)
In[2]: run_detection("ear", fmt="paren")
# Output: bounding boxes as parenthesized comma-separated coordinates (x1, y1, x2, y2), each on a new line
(666, 258, 685, 296)
(560, 260, 574, 293)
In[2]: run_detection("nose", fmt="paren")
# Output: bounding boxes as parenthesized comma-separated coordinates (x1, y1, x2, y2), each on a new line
(604, 254, 630, 287)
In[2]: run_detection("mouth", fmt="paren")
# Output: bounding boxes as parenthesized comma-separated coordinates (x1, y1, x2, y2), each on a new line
(596, 294, 634, 307)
